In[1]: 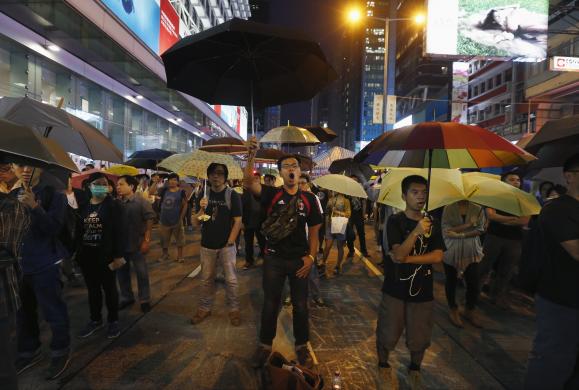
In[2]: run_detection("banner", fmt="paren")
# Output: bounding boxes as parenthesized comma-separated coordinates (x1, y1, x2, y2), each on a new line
(451, 62, 469, 123)
(550, 56, 579, 72)
(159, 0, 180, 54)
(372, 94, 383, 124)
(426, 0, 548, 61)
(386, 95, 397, 125)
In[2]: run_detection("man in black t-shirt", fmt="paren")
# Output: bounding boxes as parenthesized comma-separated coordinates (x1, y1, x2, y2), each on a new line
(525, 154, 579, 390)
(376, 175, 444, 389)
(244, 137, 322, 369)
(478, 172, 530, 309)
(346, 175, 369, 257)
(191, 163, 243, 327)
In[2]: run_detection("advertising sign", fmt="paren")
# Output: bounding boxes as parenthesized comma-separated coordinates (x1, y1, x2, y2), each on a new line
(386, 95, 397, 125)
(159, 0, 180, 53)
(426, 0, 548, 61)
(550, 56, 579, 72)
(451, 62, 469, 123)
(211, 105, 249, 139)
(100, 0, 161, 54)
(372, 94, 383, 124)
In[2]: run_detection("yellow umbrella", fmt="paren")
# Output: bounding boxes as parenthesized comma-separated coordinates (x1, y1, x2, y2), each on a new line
(158, 150, 243, 180)
(313, 174, 367, 198)
(378, 168, 464, 211)
(462, 173, 541, 216)
(105, 164, 139, 176)
(260, 125, 320, 145)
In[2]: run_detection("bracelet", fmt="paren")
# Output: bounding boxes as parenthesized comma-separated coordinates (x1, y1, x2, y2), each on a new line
(306, 254, 315, 262)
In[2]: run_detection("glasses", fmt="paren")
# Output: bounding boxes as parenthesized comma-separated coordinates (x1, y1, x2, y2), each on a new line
(281, 164, 299, 170)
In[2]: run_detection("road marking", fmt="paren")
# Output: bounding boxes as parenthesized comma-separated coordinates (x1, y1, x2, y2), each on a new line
(306, 341, 319, 366)
(187, 265, 201, 278)
(354, 248, 384, 281)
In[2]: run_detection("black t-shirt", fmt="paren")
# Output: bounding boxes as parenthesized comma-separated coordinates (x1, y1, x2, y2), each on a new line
(382, 212, 445, 302)
(201, 188, 242, 250)
(348, 196, 364, 222)
(487, 209, 523, 240)
(537, 195, 579, 309)
(82, 202, 108, 247)
(260, 186, 323, 260)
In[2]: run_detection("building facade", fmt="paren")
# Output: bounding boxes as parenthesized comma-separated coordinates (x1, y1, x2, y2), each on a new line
(0, 0, 250, 161)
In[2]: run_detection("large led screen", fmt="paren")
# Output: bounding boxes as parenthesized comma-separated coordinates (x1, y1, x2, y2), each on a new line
(426, 0, 548, 61)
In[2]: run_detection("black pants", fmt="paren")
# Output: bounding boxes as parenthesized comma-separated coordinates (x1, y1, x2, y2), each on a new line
(347, 219, 367, 254)
(443, 262, 479, 310)
(79, 247, 119, 323)
(244, 228, 265, 263)
(0, 316, 17, 390)
(260, 255, 309, 347)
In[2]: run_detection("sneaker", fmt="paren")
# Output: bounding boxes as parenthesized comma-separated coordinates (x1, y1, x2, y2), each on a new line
(107, 321, 121, 339)
(176, 257, 185, 263)
(15, 349, 43, 375)
(448, 307, 464, 328)
(78, 320, 105, 338)
(463, 309, 483, 328)
(378, 366, 399, 390)
(296, 346, 314, 368)
(408, 369, 423, 390)
(284, 296, 292, 307)
(251, 345, 271, 369)
(118, 299, 135, 310)
(312, 297, 325, 307)
(191, 309, 211, 325)
(229, 310, 241, 326)
(158, 254, 169, 262)
(141, 302, 151, 313)
(44, 354, 70, 380)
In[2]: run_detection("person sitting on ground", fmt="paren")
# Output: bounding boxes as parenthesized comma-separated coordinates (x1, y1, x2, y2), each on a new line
(376, 175, 445, 389)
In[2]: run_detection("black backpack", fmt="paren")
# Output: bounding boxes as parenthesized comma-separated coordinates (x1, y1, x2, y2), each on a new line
(517, 216, 548, 294)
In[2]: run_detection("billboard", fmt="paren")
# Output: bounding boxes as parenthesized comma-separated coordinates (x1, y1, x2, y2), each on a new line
(159, 0, 180, 53)
(550, 56, 579, 72)
(451, 62, 469, 123)
(211, 105, 249, 140)
(426, 0, 548, 61)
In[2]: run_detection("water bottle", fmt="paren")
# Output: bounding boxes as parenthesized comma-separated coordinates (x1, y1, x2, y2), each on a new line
(332, 370, 342, 389)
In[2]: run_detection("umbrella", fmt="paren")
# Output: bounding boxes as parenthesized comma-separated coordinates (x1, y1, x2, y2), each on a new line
(313, 174, 367, 199)
(71, 169, 118, 190)
(463, 173, 541, 216)
(314, 147, 356, 172)
(162, 18, 337, 135)
(525, 115, 579, 168)
(0, 118, 78, 173)
(260, 125, 320, 145)
(303, 126, 337, 143)
(0, 97, 123, 163)
(125, 158, 171, 171)
(328, 158, 374, 180)
(378, 168, 464, 211)
(355, 122, 536, 210)
(199, 137, 246, 154)
(158, 150, 243, 180)
(129, 148, 175, 160)
(105, 165, 140, 176)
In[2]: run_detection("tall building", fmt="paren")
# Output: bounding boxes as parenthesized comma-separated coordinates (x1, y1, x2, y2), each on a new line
(0, 0, 250, 160)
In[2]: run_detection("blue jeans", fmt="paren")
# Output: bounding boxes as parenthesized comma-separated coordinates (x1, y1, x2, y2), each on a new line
(524, 295, 579, 390)
(118, 252, 151, 304)
(199, 246, 239, 312)
(17, 264, 70, 358)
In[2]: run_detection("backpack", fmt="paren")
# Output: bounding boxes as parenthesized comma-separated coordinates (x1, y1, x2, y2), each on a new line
(261, 189, 311, 244)
(262, 352, 323, 390)
(517, 216, 548, 294)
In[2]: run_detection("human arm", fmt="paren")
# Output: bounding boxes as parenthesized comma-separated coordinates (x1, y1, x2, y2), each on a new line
(226, 192, 243, 246)
(179, 191, 188, 222)
(296, 224, 320, 278)
(192, 197, 208, 227)
(487, 208, 529, 226)
(561, 240, 579, 262)
(243, 136, 262, 197)
(389, 216, 432, 262)
(226, 216, 242, 246)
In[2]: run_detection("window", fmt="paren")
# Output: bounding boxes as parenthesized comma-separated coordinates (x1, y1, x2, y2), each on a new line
(495, 73, 502, 86)
(474, 86, 479, 96)
(505, 69, 512, 82)
(487, 78, 493, 90)
(480, 82, 486, 94)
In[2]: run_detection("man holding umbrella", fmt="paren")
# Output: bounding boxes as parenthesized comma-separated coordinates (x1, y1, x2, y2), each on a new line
(244, 137, 322, 369)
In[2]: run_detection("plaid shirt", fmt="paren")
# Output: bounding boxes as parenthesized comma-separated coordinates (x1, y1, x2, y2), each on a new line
(0, 194, 31, 317)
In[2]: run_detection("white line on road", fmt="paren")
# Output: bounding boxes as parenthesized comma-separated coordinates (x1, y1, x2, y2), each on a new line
(187, 265, 201, 278)
(354, 248, 384, 281)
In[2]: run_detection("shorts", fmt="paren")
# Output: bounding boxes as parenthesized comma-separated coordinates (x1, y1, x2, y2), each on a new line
(159, 223, 185, 248)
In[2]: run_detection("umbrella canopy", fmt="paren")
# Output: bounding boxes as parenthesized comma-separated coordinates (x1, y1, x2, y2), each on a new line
(105, 165, 140, 176)
(303, 126, 337, 143)
(463, 173, 541, 216)
(525, 115, 579, 169)
(313, 174, 367, 199)
(125, 158, 169, 170)
(378, 168, 464, 211)
(260, 125, 320, 145)
(162, 18, 337, 109)
(0, 118, 78, 173)
(128, 148, 174, 161)
(199, 137, 246, 154)
(0, 97, 123, 163)
(314, 147, 356, 171)
(328, 158, 374, 180)
(158, 150, 243, 180)
(71, 169, 118, 190)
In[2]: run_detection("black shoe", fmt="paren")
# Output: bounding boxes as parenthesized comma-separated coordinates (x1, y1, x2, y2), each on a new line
(296, 346, 314, 368)
(15, 349, 43, 375)
(141, 302, 151, 313)
(44, 354, 70, 380)
(118, 299, 135, 310)
(78, 320, 105, 338)
(251, 346, 271, 369)
(107, 321, 121, 339)
(346, 251, 354, 258)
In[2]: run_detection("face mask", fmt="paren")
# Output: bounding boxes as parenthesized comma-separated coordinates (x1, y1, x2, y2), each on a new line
(90, 184, 109, 197)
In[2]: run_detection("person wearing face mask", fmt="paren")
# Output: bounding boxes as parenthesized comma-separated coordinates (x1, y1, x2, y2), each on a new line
(9, 164, 71, 381)
(76, 173, 124, 340)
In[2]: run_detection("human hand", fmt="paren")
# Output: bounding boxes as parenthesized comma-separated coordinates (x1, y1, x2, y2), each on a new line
(17, 187, 38, 209)
(199, 197, 208, 210)
(247, 136, 259, 154)
(413, 217, 432, 236)
(140, 239, 150, 254)
(296, 255, 314, 278)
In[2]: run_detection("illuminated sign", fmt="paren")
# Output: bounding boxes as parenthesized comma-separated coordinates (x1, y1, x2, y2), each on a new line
(550, 56, 579, 72)
(425, 0, 548, 61)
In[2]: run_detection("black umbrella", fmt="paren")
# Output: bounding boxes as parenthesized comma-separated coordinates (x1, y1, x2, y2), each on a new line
(329, 158, 374, 180)
(525, 115, 579, 169)
(303, 126, 337, 143)
(126, 149, 175, 170)
(161, 18, 337, 134)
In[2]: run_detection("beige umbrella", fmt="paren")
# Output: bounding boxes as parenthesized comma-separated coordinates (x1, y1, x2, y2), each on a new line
(158, 150, 243, 180)
(260, 125, 320, 145)
(313, 174, 367, 198)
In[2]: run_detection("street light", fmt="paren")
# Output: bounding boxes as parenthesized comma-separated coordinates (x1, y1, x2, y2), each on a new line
(347, 7, 425, 132)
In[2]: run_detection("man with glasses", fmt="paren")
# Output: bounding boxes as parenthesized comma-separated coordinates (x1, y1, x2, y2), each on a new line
(244, 138, 322, 369)
(191, 163, 243, 326)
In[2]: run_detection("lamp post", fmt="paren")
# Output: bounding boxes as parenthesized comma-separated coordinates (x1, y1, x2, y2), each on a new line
(348, 9, 424, 132)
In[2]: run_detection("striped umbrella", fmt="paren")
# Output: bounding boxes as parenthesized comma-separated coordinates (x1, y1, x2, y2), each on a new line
(354, 122, 536, 210)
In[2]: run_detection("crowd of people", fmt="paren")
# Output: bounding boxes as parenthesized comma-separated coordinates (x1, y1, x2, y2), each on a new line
(0, 144, 577, 390)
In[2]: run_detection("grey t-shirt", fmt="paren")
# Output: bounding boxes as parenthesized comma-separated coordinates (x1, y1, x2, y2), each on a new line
(160, 190, 184, 226)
